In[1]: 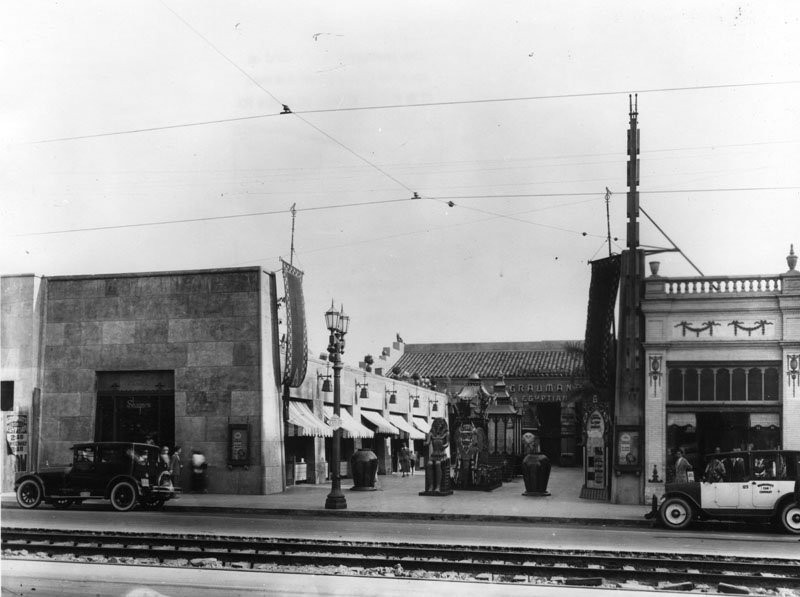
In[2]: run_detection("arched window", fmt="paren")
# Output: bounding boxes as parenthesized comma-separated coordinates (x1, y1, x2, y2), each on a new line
(747, 368, 763, 401)
(684, 368, 699, 401)
(700, 368, 715, 400)
(715, 368, 730, 401)
(732, 368, 747, 401)
(668, 369, 683, 401)
(764, 367, 779, 400)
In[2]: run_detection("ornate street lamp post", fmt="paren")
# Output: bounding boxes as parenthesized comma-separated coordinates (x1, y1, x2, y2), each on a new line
(324, 301, 349, 510)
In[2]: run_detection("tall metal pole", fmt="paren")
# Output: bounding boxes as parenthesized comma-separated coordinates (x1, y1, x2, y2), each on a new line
(325, 328, 347, 510)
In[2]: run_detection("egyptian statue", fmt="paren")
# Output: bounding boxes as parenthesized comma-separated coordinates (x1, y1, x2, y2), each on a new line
(424, 417, 450, 493)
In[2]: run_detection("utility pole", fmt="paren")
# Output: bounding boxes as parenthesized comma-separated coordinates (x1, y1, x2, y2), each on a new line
(604, 187, 612, 257)
(612, 94, 646, 504)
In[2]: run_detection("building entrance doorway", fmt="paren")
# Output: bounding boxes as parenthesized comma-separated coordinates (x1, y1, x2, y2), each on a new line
(95, 371, 175, 448)
(537, 403, 561, 462)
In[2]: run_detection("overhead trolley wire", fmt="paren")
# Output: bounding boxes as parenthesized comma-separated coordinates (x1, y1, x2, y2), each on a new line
(12, 185, 800, 237)
(293, 80, 800, 115)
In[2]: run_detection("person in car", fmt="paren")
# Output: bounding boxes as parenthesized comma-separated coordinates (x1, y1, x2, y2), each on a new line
(704, 448, 726, 482)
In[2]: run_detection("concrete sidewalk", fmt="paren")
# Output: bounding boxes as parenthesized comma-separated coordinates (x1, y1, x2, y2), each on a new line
(167, 467, 651, 526)
(2, 467, 652, 527)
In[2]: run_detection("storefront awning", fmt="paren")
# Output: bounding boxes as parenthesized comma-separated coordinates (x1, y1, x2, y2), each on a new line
(389, 414, 425, 440)
(412, 416, 431, 435)
(323, 406, 374, 439)
(361, 410, 399, 435)
(287, 401, 333, 437)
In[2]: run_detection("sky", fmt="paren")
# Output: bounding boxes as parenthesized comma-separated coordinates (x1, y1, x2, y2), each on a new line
(2, 1, 799, 364)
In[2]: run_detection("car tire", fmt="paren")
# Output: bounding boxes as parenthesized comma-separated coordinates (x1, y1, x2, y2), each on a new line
(16, 479, 43, 509)
(659, 496, 694, 530)
(50, 498, 74, 510)
(776, 501, 800, 535)
(110, 481, 138, 512)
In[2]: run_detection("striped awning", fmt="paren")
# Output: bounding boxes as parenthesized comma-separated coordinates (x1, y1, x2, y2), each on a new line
(361, 410, 399, 435)
(287, 401, 333, 437)
(324, 406, 374, 439)
(412, 416, 431, 435)
(389, 414, 425, 440)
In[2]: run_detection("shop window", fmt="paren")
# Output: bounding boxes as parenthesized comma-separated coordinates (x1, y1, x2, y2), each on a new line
(764, 368, 779, 400)
(1, 381, 14, 411)
(715, 369, 730, 401)
(747, 368, 763, 401)
(684, 368, 699, 401)
(668, 369, 683, 401)
(700, 369, 715, 400)
(731, 369, 747, 401)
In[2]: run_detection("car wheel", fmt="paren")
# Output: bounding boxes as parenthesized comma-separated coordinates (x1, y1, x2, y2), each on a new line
(659, 496, 694, 530)
(50, 498, 74, 510)
(16, 479, 43, 509)
(777, 501, 800, 535)
(110, 481, 138, 512)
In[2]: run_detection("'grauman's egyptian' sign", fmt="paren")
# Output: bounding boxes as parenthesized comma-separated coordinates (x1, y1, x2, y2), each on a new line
(506, 382, 575, 403)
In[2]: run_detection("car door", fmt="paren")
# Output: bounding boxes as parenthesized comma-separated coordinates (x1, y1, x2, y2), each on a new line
(750, 453, 787, 509)
(65, 445, 103, 497)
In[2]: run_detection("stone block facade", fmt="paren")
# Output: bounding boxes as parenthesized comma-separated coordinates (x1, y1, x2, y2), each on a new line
(1, 267, 284, 494)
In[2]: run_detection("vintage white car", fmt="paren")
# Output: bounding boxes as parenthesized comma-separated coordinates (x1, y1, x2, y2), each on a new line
(656, 449, 800, 534)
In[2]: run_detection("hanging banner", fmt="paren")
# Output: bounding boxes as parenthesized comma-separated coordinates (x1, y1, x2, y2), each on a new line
(584, 255, 621, 390)
(281, 259, 309, 388)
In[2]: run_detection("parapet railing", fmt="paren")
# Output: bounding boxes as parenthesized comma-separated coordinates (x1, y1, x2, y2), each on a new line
(647, 275, 783, 296)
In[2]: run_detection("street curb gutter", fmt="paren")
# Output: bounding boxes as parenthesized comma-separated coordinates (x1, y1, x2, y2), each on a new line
(159, 504, 653, 528)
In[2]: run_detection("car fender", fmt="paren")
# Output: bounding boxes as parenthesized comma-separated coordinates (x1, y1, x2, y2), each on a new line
(14, 473, 46, 495)
(104, 475, 140, 499)
(663, 484, 701, 511)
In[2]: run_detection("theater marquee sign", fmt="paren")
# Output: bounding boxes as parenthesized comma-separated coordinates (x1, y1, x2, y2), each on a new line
(506, 382, 575, 403)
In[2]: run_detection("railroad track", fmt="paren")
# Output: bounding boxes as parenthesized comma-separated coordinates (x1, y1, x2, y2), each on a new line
(3, 527, 799, 591)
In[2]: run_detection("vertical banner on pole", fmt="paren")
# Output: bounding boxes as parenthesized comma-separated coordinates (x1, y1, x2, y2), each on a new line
(281, 259, 308, 388)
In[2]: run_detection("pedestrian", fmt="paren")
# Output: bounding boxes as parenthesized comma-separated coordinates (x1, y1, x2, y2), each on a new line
(674, 448, 692, 483)
(191, 450, 208, 493)
(409, 449, 416, 476)
(159, 446, 171, 470)
(170, 446, 183, 488)
(399, 446, 411, 477)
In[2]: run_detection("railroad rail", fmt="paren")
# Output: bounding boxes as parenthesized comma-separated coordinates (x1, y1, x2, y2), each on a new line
(3, 528, 799, 591)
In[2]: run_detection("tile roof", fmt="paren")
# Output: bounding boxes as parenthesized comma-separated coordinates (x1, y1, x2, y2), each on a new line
(391, 344, 584, 379)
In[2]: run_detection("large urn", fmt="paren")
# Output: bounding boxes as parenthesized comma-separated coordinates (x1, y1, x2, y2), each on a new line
(350, 449, 378, 491)
(522, 452, 551, 496)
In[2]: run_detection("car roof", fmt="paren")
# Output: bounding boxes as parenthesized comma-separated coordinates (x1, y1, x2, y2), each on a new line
(709, 450, 799, 458)
(69, 442, 157, 450)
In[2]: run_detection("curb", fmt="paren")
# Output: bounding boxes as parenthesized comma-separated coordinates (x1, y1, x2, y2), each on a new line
(159, 504, 653, 528)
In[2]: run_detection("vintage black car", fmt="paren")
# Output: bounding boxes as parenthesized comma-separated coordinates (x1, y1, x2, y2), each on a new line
(15, 442, 179, 512)
(655, 449, 800, 534)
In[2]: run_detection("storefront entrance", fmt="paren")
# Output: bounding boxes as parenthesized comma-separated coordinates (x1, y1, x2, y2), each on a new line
(94, 371, 175, 448)
(666, 409, 781, 477)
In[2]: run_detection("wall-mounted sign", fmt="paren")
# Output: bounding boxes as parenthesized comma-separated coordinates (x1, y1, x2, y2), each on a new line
(5, 413, 28, 456)
(615, 425, 641, 474)
(228, 424, 250, 466)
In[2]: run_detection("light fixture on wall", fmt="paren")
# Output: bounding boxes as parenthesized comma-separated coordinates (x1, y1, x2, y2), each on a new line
(410, 392, 420, 409)
(385, 382, 397, 405)
(355, 372, 369, 401)
(431, 398, 439, 413)
(787, 354, 800, 397)
(648, 355, 663, 394)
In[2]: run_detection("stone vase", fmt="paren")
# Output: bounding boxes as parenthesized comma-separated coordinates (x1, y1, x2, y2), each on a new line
(522, 453, 551, 496)
(350, 449, 378, 491)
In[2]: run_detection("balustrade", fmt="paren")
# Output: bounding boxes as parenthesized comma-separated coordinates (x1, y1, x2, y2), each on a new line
(649, 276, 782, 296)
